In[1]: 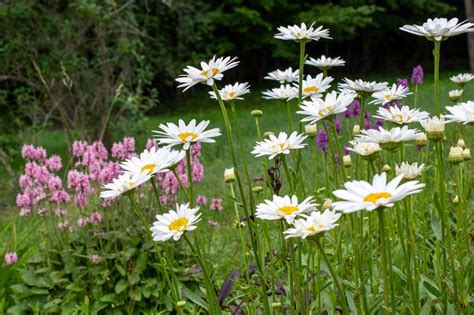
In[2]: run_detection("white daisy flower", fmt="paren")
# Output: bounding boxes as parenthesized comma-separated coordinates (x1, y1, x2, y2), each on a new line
(332, 172, 425, 213)
(448, 89, 463, 101)
(256, 195, 317, 224)
(209, 82, 250, 101)
(284, 209, 341, 239)
(347, 140, 381, 158)
(153, 119, 221, 150)
(291, 73, 334, 99)
(262, 84, 298, 100)
(176, 56, 239, 91)
(121, 147, 185, 176)
(297, 91, 355, 123)
(274, 22, 331, 42)
(251, 131, 307, 159)
(420, 116, 446, 140)
(374, 105, 429, 124)
(356, 126, 422, 150)
(150, 203, 201, 242)
(305, 55, 345, 70)
(338, 78, 388, 95)
(100, 172, 151, 199)
(395, 162, 425, 180)
(444, 101, 474, 125)
(370, 84, 412, 105)
(264, 67, 299, 83)
(400, 18, 474, 41)
(450, 73, 473, 86)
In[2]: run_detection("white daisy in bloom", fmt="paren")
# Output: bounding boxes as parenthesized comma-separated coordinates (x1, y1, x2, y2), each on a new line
(338, 78, 388, 95)
(395, 162, 425, 180)
(153, 119, 221, 150)
(284, 210, 341, 239)
(264, 67, 299, 83)
(100, 172, 151, 199)
(209, 82, 250, 101)
(374, 105, 429, 124)
(400, 18, 474, 41)
(256, 195, 317, 224)
(305, 55, 345, 70)
(175, 56, 239, 91)
(121, 147, 185, 176)
(347, 140, 381, 157)
(251, 131, 307, 159)
(356, 126, 422, 149)
(291, 73, 334, 99)
(444, 101, 474, 125)
(297, 91, 355, 123)
(332, 172, 425, 213)
(274, 22, 331, 42)
(371, 84, 412, 105)
(262, 84, 298, 100)
(450, 73, 473, 86)
(150, 203, 201, 242)
(420, 116, 446, 140)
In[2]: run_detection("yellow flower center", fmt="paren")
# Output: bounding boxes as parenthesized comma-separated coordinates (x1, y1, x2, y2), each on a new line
(141, 164, 156, 175)
(169, 218, 189, 231)
(279, 205, 299, 215)
(129, 182, 134, 188)
(178, 132, 198, 142)
(229, 91, 235, 98)
(384, 94, 393, 100)
(304, 86, 318, 93)
(364, 192, 392, 204)
(391, 114, 403, 122)
(200, 68, 219, 78)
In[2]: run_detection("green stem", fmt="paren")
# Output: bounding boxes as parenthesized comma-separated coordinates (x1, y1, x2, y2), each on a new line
(433, 41, 441, 116)
(185, 150, 194, 207)
(286, 100, 294, 131)
(281, 155, 295, 194)
(359, 96, 367, 130)
(413, 84, 419, 108)
(229, 183, 249, 278)
(150, 177, 163, 213)
(377, 208, 390, 314)
(171, 168, 190, 200)
(330, 116, 347, 182)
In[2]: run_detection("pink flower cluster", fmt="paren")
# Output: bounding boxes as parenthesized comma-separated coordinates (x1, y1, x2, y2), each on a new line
(111, 137, 135, 160)
(4, 252, 18, 265)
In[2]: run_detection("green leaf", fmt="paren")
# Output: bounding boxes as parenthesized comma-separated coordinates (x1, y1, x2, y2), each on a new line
(115, 279, 128, 294)
(129, 272, 140, 285)
(422, 276, 442, 298)
(100, 293, 122, 305)
(181, 286, 208, 310)
(134, 252, 148, 274)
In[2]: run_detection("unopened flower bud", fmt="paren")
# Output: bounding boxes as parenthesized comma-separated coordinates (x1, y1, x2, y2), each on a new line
(251, 109, 263, 117)
(317, 187, 326, 193)
(382, 164, 391, 172)
(224, 167, 236, 183)
(343, 155, 352, 167)
(322, 198, 333, 210)
(463, 148, 471, 160)
(448, 89, 463, 102)
(305, 124, 318, 137)
(415, 133, 428, 147)
(176, 301, 187, 307)
(452, 195, 459, 204)
(264, 131, 274, 138)
(352, 124, 361, 136)
(421, 116, 445, 141)
(272, 302, 282, 309)
(252, 186, 263, 193)
(448, 146, 464, 164)
(457, 138, 465, 148)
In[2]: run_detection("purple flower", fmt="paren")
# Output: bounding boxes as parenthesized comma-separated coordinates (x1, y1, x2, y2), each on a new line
(316, 130, 329, 151)
(396, 78, 409, 89)
(411, 65, 424, 84)
(334, 115, 342, 134)
(364, 118, 371, 130)
(373, 118, 385, 129)
(89, 213, 102, 224)
(4, 252, 18, 265)
(145, 139, 159, 150)
(210, 198, 223, 211)
(91, 255, 101, 264)
(196, 195, 208, 206)
(343, 146, 350, 155)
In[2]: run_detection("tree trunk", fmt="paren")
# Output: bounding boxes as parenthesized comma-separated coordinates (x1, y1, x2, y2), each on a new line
(466, 0, 474, 70)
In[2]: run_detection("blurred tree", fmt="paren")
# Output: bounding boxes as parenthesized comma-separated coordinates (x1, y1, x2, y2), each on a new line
(466, 0, 474, 70)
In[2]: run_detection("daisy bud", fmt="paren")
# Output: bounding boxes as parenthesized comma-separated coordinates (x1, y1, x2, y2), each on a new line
(415, 133, 428, 147)
(272, 302, 282, 309)
(463, 148, 471, 160)
(448, 89, 463, 102)
(452, 195, 459, 204)
(322, 198, 333, 210)
(343, 155, 352, 167)
(448, 146, 464, 164)
(224, 167, 236, 183)
(317, 187, 326, 193)
(457, 138, 465, 148)
(251, 109, 263, 117)
(264, 131, 274, 138)
(352, 124, 361, 136)
(176, 301, 187, 307)
(252, 186, 263, 193)
(305, 124, 318, 137)
(420, 116, 445, 141)
(382, 164, 391, 172)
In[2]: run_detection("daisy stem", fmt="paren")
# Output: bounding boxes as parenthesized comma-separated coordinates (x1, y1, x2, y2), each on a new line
(413, 84, 419, 108)
(286, 100, 294, 131)
(298, 41, 306, 109)
(171, 168, 190, 200)
(376, 208, 390, 314)
(322, 122, 340, 188)
(455, 163, 465, 267)
(315, 238, 350, 314)
(150, 177, 163, 213)
(212, 83, 271, 315)
(229, 182, 249, 280)
(183, 234, 221, 314)
(281, 155, 295, 194)
(330, 116, 347, 182)
(185, 150, 194, 207)
(359, 96, 367, 130)
(254, 115, 270, 195)
(433, 41, 441, 116)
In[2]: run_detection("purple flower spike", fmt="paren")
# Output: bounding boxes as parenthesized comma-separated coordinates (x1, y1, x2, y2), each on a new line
(411, 65, 424, 84)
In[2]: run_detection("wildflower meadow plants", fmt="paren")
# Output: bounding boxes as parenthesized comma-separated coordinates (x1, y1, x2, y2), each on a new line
(4, 17, 473, 314)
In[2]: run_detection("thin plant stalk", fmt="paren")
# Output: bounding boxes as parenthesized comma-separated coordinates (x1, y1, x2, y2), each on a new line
(150, 177, 163, 213)
(377, 208, 390, 314)
(433, 41, 441, 115)
(185, 150, 194, 207)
